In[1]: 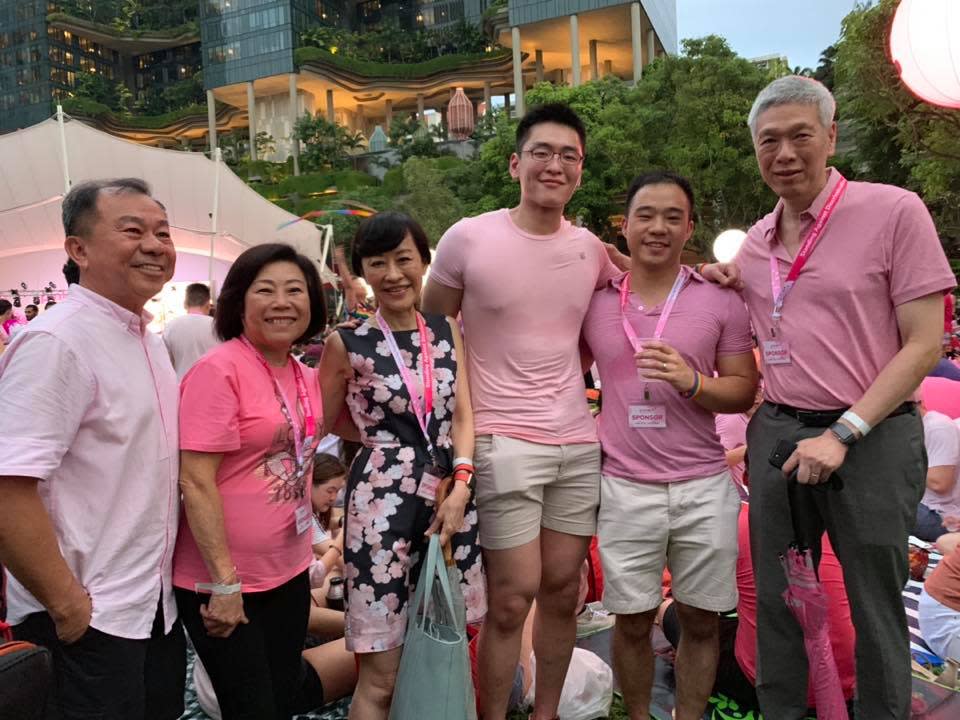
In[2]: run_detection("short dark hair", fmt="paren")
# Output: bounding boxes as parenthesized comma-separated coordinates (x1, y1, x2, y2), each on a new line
(184, 282, 211, 308)
(44, 301, 57, 309)
(624, 171, 696, 219)
(61, 178, 160, 238)
(351, 212, 431, 277)
(214, 243, 326, 344)
(62, 258, 80, 285)
(515, 103, 587, 155)
(25, 304, 38, 312)
(0, 299, 11, 315)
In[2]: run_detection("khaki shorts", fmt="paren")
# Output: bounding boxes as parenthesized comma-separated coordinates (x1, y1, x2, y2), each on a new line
(598, 471, 740, 614)
(474, 434, 601, 550)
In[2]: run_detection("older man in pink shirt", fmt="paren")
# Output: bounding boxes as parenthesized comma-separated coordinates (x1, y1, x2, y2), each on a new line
(582, 171, 757, 720)
(0, 178, 185, 720)
(734, 77, 955, 720)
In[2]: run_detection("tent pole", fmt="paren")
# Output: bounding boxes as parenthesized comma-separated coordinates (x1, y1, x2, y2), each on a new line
(208, 147, 222, 294)
(56, 105, 71, 193)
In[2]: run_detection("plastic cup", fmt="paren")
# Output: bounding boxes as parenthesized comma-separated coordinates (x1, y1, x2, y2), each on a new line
(632, 337, 665, 383)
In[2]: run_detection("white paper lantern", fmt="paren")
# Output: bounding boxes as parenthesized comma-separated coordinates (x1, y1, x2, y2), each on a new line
(890, 0, 960, 109)
(713, 229, 747, 263)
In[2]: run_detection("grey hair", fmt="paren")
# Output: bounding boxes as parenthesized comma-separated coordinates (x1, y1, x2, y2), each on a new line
(747, 75, 836, 137)
(61, 177, 158, 237)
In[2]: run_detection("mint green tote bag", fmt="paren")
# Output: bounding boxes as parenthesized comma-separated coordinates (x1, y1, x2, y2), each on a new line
(388, 534, 474, 720)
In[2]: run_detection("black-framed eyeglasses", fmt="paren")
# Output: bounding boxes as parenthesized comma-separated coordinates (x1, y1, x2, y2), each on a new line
(521, 147, 584, 166)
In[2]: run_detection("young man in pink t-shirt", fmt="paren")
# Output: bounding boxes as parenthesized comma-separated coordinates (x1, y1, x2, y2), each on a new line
(731, 76, 956, 720)
(582, 172, 757, 720)
(423, 104, 620, 720)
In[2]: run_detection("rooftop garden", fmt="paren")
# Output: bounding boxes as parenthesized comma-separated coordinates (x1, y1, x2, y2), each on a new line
(49, 1, 198, 37)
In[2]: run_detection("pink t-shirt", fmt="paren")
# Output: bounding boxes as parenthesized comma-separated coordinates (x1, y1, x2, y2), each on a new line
(922, 376, 960, 419)
(172, 338, 321, 593)
(582, 268, 754, 482)
(431, 208, 619, 444)
(738, 169, 956, 409)
(715, 412, 749, 488)
(921, 411, 960, 518)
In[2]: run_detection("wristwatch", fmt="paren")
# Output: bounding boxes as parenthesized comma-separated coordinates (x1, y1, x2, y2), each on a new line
(828, 421, 858, 446)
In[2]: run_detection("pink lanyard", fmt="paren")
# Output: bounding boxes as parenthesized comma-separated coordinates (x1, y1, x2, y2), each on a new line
(619, 270, 687, 347)
(375, 311, 436, 459)
(240, 336, 316, 470)
(769, 176, 848, 334)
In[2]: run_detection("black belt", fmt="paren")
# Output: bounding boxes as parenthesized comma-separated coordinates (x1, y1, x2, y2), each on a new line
(766, 401, 916, 428)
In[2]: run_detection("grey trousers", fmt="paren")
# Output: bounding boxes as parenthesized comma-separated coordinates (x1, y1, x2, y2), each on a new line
(746, 402, 926, 720)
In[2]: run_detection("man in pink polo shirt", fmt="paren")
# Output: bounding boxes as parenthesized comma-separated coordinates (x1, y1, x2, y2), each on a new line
(582, 171, 757, 720)
(0, 179, 185, 720)
(734, 76, 955, 719)
(422, 103, 620, 720)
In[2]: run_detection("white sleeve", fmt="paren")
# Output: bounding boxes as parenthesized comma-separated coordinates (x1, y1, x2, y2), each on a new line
(925, 415, 960, 469)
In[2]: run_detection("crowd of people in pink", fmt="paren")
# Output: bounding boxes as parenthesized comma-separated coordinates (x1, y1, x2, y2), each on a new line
(1, 74, 959, 720)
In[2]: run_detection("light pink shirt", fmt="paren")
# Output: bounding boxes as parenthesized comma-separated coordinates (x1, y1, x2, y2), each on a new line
(921, 411, 960, 518)
(0, 284, 179, 638)
(716, 412, 749, 488)
(582, 269, 754, 482)
(431, 209, 619, 444)
(172, 339, 320, 593)
(738, 169, 956, 409)
(162, 312, 219, 381)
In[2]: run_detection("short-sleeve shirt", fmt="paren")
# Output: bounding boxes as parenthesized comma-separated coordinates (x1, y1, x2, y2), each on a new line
(162, 312, 219, 381)
(172, 338, 322, 593)
(582, 268, 754, 482)
(430, 208, 619, 444)
(0, 284, 179, 638)
(716, 412, 750, 487)
(737, 169, 956, 409)
(920, 411, 960, 518)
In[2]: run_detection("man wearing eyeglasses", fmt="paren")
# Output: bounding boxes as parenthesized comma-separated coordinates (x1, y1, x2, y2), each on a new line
(423, 103, 620, 720)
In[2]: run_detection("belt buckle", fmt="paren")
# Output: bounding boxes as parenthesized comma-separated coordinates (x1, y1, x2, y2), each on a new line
(795, 409, 815, 424)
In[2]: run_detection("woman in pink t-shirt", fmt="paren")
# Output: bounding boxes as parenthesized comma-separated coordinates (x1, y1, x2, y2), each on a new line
(172, 243, 327, 719)
(319, 212, 484, 719)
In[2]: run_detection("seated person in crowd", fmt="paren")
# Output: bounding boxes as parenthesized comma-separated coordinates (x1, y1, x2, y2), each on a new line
(919, 532, 960, 663)
(308, 453, 347, 639)
(659, 504, 856, 711)
(915, 408, 960, 541)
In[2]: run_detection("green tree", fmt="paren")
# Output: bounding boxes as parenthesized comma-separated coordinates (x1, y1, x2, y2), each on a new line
(834, 0, 960, 246)
(394, 158, 464, 244)
(295, 113, 364, 171)
(388, 115, 440, 161)
(814, 44, 838, 90)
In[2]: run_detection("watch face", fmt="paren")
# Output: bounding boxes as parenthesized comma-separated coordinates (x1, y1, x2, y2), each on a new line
(830, 423, 856, 445)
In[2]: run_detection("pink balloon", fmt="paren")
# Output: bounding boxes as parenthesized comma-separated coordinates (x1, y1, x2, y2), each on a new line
(890, 0, 960, 109)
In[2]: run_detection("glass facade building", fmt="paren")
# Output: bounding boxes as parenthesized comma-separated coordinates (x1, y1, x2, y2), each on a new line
(0, 0, 50, 129)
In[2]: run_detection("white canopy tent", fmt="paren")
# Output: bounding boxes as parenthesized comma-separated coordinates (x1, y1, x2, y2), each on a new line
(0, 112, 333, 296)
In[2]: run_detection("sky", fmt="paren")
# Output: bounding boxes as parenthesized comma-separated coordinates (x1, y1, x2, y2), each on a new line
(677, 0, 860, 70)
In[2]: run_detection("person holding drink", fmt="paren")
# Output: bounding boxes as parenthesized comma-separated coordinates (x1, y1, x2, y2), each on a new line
(581, 172, 757, 720)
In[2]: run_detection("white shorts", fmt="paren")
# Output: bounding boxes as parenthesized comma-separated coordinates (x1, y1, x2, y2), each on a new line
(919, 587, 960, 661)
(598, 470, 740, 614)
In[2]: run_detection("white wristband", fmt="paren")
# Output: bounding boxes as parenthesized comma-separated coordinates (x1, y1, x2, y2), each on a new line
(453, 456, 474, 468)
(195, 581, 242, 596)
(841, 411, 871, 437)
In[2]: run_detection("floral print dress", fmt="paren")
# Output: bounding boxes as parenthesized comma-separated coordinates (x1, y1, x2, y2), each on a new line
(339, 312, 485, 653)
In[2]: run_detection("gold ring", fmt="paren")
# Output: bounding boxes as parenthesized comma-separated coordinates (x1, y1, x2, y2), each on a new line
(662, 362, 667, 371)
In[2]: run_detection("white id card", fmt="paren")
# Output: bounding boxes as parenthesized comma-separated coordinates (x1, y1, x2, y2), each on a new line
(416, 466, 443, 502)
(629, 404, 667, 429)
(762, 340, 792, 365)
(295, 505, 312, 535)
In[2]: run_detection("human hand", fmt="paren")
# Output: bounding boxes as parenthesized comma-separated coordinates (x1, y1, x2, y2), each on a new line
(604, 243, 631, 272)
(634, 340, 697, 394)
(782, 430, 848, 485)
(426, 481, 470, 546)
(700, 262, 744, 290)
(51, 580, 92, 644)
(200, 591, 249, 638)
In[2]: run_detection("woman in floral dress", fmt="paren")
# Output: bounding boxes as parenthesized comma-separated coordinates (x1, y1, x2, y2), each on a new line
(319, 212, 484, 719)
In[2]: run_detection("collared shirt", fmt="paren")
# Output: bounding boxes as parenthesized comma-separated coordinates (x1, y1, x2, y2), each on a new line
(0, 284, 179, 639)
(431, 208, 620, 445)
(737, 169, 956, 410)
(582, 267, 753, 483)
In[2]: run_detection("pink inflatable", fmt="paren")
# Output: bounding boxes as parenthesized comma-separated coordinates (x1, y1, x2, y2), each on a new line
(921, 376, 960, 419)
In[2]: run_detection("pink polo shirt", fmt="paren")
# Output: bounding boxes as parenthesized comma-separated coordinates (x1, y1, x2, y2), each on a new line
(431, 208, 619, 444)
(738, 169, 956, 409)
(0, 284, 179, 639)
(172, 339, 320, 593)
(582, 268, 754, 482)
